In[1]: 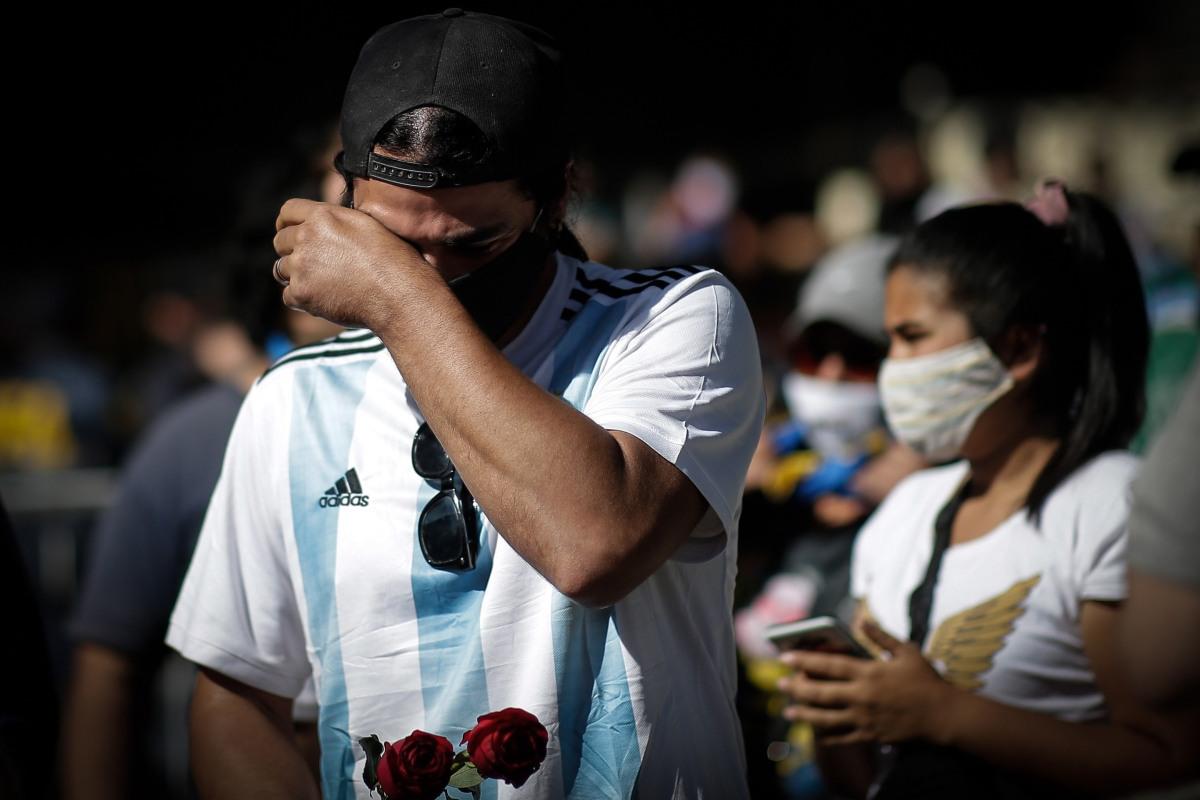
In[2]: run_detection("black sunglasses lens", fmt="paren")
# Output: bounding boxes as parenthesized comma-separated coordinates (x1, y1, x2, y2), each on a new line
(412, 424, 452, 479)
(418, 490, 472, 567)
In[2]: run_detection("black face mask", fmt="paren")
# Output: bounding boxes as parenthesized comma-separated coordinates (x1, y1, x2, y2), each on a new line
(448, 231, 554, 342)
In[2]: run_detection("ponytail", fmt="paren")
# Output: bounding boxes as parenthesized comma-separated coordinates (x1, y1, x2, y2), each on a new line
(1025, 189, 1149, 517)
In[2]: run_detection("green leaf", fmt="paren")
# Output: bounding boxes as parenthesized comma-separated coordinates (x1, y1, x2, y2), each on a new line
(448, 759, 483, 790)
(359, 734, 385, 792)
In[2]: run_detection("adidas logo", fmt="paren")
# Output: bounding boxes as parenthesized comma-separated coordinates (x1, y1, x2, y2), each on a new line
(318, 468, 370, 508)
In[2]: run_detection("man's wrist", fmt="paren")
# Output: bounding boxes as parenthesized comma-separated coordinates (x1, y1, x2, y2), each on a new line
(366, 259, 452, 344)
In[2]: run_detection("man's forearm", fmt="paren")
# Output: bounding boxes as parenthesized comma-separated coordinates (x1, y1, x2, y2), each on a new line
(373, 269, 703, 604)
(190, 670, 318, 800)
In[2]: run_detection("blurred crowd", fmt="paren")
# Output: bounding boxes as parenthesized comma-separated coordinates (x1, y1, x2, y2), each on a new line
(2, 93, 1198, 799)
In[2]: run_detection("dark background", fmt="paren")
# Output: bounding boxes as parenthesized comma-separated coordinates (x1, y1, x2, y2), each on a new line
(5, 0, 1197, 454)
(16, 1, 1198, 264)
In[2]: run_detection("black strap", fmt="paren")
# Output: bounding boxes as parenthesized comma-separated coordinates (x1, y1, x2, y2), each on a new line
(885, 478, 1067, 800)
(906, 481, 969, 648)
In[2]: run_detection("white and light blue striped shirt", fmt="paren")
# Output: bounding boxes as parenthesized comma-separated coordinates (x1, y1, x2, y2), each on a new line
(168, 253, 764, 799)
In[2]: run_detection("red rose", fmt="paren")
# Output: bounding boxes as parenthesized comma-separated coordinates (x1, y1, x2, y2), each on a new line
(376, 730, 455, 800)
(461, 707, 549, 788)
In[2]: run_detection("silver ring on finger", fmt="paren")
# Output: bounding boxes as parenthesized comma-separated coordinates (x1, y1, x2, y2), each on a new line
(272, 257, 289, 287)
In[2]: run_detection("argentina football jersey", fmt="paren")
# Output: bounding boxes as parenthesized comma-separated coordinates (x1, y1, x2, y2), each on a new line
(168, 252, 764, 799)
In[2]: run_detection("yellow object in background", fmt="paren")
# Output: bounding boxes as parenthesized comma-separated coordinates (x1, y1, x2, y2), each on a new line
(763, 450, 821, 502)
(0, 380, 77, 469)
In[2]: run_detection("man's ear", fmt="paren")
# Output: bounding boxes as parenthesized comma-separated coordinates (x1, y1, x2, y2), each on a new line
(999, 323, 1045, 382)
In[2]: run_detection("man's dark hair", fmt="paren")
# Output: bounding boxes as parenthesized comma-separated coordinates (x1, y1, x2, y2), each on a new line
(341, 105, 587, 261)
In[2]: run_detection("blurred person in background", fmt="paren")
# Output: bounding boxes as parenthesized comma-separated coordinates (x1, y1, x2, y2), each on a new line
(734, 196, 827, 370)
(0, 496, 58, 800)
(629, 153, 740, 267)
(870, 126, 969, 235)
(871, 129, 930, 235)
(1116, 141, 1200, 757)
(129, 272, 213, 426)
(736, 234, 924, 798)
(0, 272, 112, 469)
(1118, 362, 1200, 732)
(778, 184, 1198, 798)
(1133, 139, 1200, 452)
(60, 138, 345, 800)
(741, 233, 923, 632)
(61, 277, 340, 800)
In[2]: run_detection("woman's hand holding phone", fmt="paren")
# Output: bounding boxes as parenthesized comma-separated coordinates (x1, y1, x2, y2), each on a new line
(775, 620, 956, 746)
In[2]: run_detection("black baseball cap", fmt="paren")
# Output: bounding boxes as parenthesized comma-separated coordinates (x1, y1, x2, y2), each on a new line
(338, 8, 567, 190)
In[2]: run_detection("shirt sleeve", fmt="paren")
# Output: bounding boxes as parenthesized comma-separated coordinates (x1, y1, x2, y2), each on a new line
(165, 380, 310, 698)
(71, 387, 240, 657)
(1073, 457, 1138, 603)
(292, 676, 319, 722)
(72, 421, 190, 655)
(1076, 519, 1129, 603)
(581, 273, 765, 543)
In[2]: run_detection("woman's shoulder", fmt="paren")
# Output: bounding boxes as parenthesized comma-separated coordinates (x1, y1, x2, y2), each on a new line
(853, 462, 969, 579)
(1041, 449, 1141, 534)
(862, 461, 970, 535)
(1049, 450, 1140, 503)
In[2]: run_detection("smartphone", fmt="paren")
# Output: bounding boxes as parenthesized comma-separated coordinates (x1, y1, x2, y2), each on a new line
(765, 615, 872, 659)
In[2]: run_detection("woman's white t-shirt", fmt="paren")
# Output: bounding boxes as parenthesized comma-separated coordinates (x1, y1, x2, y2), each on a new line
(851, 451, 1138, 722)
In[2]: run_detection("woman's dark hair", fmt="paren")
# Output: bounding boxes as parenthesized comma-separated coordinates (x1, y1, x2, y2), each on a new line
(340, 105, 587, 260)
(888, 192, 1149, 520)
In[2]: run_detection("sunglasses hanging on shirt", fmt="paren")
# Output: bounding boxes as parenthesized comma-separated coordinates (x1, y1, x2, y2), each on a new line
(412, 422, 480, 571)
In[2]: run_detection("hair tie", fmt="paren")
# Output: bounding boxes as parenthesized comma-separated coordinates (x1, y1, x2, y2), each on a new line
(1025, 179, 1070, 227)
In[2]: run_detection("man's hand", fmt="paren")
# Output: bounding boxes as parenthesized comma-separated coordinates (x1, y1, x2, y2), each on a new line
(777, 621, 954, 745)
(272, 199, 434, 329)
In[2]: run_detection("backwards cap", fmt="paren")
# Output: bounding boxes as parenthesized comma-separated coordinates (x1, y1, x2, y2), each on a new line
(339, 8, 567, 189)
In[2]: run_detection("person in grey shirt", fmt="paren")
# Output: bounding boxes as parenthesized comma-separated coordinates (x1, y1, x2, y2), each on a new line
(62, 312, 341, 799)
(1121, 363, 1200, 717)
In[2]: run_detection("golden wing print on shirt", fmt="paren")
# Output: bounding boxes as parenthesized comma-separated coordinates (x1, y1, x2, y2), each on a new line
(853, 600, 887, 659)
(925, 574, 1042, 691)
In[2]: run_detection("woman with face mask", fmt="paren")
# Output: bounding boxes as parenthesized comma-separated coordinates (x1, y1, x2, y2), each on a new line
(777, 183, 1198, 798)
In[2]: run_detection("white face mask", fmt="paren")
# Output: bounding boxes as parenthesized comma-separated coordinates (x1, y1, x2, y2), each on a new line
(878, 337, 1014, 462)
(781, 372, 882, 461)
